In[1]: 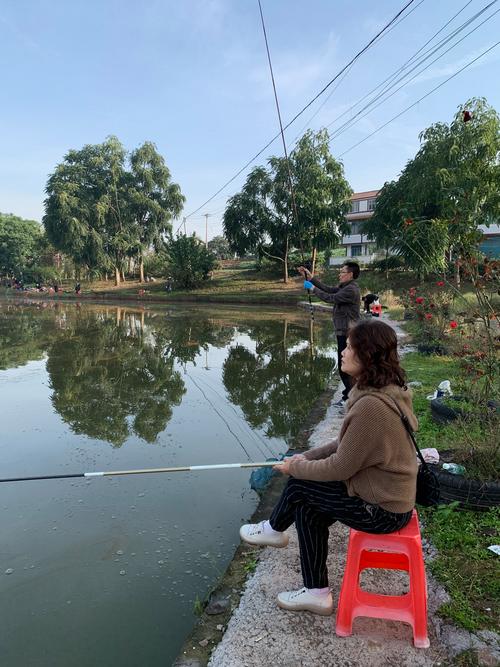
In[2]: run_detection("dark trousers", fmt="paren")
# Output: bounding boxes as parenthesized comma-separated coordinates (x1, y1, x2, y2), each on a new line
(336, 335, 351, 400)
(269, 477, 412, 588)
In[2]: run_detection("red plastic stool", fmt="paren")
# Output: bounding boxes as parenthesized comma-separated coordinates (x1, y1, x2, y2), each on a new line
(335, 509, 429, 648)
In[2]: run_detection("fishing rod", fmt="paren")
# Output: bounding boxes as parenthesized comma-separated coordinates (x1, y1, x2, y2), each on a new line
(0, 460, 284, 484)
(257, 0, 315, 325)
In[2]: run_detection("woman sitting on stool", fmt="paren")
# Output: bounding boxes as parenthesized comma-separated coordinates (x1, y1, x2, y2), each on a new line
(240, 319, 417, 616)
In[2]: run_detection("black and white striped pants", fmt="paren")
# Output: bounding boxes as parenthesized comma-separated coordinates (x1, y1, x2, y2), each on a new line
(269, 477, 413, 588)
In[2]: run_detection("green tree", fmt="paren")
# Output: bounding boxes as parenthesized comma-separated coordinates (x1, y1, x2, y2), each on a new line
(223, 129, 351, 282)
(365, 98, 500, 281)
(127, 141, 184, 282)
(223, 166, 272, 264)
(208, 235, 232, 259)
(44, 136, 130, 284)
(166, 233, 217, 289)
(0, 213, 43, 278)
(289, 129, 352, 273)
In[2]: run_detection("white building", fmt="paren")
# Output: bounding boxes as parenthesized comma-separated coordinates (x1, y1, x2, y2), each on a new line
(329, 190, 381, 266)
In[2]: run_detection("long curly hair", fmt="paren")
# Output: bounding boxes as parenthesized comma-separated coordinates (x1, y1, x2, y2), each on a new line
(348, 319, 406, 389)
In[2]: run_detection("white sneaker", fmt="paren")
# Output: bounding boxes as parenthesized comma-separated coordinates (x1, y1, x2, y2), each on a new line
(239, 521, 289, 548)
(277, 587, 333, 615)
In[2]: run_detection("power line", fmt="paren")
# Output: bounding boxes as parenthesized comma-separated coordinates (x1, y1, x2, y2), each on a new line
(323, 0, 475, 140)
(292, 0, 428, 142)
(328, 1, 499, 143)
(180, 0, 419, 223)
(338, 39, 500, 158)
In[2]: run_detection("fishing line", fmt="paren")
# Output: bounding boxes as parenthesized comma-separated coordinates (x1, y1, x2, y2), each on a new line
(184, 369, 253, 460)
(191, 373, 279, 459)
(257, 0, 314, 323)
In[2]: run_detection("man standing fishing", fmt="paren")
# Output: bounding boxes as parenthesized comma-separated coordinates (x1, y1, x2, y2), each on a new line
(299, 261, 361, 406)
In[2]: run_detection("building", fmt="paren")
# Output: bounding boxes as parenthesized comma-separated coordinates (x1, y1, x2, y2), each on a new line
(479, 223, 500, 257)
(329, 190, 380, 266)
(329, 191, 500, 267)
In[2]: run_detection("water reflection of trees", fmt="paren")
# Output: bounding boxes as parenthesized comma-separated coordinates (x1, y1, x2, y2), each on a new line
(47, 308, 187, 446)
(0, 302, 54, 369)
(222, 319, 336, 442)
(1, 302, 336, 448)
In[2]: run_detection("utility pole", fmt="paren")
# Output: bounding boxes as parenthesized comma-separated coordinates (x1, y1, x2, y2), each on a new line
(204, 213, 211, 247)
(182, 217, 187, 235)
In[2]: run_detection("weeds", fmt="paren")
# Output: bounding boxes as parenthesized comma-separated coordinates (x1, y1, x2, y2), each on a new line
(421, 504, 500, 632)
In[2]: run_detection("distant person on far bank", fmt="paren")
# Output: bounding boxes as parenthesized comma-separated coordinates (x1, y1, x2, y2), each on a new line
(299, 261, 361, 405)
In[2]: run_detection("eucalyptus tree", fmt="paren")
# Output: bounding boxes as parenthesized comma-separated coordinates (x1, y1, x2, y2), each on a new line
(223, 129, 351, 282)
(44, 137, 184, 285)
(127, 141, 184, 282)
(289, 129, 352, 273)
(223, 166, 273, 266)
(44, 136, 131, 284)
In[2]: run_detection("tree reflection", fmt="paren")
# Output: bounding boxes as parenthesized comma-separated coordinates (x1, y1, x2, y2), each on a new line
(0, 302, 54, 369)
(2, 301, 336, 449)
(222, 319, 335, 442)
(47, 308, 186, 446)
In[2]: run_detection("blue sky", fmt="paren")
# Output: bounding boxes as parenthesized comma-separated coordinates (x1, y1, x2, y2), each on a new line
(1, 0, 499, 240)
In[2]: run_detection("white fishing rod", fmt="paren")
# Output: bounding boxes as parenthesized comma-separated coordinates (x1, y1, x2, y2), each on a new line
(0, 460, 284, 484)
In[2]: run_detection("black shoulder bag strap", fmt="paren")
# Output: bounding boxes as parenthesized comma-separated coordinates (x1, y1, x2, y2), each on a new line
(371, 392, 429, 469)
(371, 391, 440, 507)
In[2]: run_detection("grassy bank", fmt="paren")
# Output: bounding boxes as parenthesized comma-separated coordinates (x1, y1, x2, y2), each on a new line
(401, 349, 499, 634)
(13, 262, 462, 307)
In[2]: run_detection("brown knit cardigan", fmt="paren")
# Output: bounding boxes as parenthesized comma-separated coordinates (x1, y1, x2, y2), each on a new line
(288, 384, 418, 513)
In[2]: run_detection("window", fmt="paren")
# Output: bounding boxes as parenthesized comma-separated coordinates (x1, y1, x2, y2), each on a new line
(367, 198, 376, 211)
(350, 200, 360, 213)
(351, 245, 363, 257)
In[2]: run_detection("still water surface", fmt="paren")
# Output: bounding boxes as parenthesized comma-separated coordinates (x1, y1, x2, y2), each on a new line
(0, 299, 336, 666)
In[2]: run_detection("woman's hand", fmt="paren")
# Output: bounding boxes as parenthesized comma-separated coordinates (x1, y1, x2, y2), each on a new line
(273, 453, 306, 475)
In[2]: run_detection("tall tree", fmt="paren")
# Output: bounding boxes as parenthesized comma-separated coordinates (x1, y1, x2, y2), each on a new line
(365, 98, 500, 281)
(0, 213, 43, 278)
(43, 137, 184, 285)
(289, 129, 352, 273)
(223, 129, 351, 282)
(44, 136, 130, 284)
(127, 141, 184, 282)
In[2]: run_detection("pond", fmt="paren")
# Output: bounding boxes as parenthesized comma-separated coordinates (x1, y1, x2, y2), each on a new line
(0, 298, 336, 666)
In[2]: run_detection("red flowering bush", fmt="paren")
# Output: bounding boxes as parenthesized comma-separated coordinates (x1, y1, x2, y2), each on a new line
(400, 282, 456, 350)
(449, 256, 500, 406)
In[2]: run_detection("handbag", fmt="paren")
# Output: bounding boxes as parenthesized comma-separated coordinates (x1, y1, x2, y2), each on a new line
(377, 393, 441, 507)
(398, 412, 441, 507)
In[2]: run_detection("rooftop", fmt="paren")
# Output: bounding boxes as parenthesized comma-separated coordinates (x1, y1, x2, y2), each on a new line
(351, 190, 379, 200)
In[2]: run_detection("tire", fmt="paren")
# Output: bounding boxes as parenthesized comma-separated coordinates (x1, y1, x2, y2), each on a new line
(430, 397, 464, 424)
(430, 464, 500, 510)
(431, 397, 498, 425)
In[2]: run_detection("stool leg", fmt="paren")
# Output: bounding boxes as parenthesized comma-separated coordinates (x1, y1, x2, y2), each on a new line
(410, 546, 430, 649)
(335, 538, 362, 637)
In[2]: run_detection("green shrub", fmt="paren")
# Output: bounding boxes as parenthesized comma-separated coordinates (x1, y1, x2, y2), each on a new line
(166, 234, 217, 289)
